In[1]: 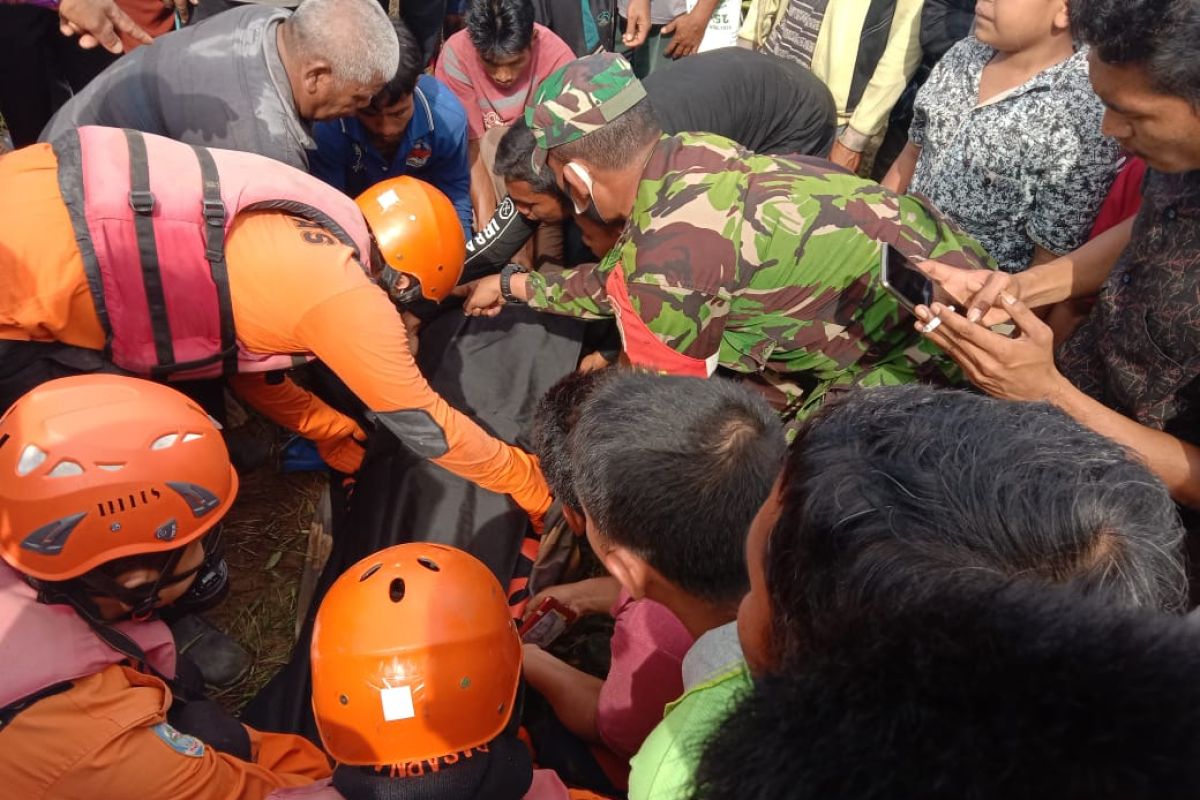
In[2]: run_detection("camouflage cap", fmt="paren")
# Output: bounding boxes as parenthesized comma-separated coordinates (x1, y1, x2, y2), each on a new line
(525, 52, 647, 171)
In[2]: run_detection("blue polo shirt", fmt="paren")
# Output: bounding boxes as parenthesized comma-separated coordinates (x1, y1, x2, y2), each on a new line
(309, 74, 473, 234)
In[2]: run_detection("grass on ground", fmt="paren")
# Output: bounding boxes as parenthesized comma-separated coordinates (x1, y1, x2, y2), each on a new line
(206, 426, 324, 714)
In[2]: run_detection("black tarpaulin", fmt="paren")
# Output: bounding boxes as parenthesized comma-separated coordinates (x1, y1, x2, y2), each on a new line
(241, 303, 586, 741)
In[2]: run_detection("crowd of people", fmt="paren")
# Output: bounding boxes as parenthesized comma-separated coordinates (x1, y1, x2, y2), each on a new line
(1, 0, 1199, 797)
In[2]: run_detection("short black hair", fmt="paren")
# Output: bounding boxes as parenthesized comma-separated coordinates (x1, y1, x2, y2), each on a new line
(369, 20, 425, 109)
(495, 120, 561, 195)
(465, 0, 535, 62)
(569, 373, 786, 605)
(762, 385, 1187, 669)
(551, 98, 662, 171)
(1070, 0, 1200, 104)
(691, 580, 1200, 800)
(530, 368, 614, 512)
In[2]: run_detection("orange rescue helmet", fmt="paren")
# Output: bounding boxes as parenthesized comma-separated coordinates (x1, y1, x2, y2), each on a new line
(0, 375, 238, 581)
(356, 176, 466, 302)
(311, 542, 522, 766)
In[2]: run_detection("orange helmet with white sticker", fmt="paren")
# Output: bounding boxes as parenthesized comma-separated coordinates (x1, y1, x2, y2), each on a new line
(357, 176, 466, 302)
(0, 375, 237, 580)
(310, 543, 522, 765)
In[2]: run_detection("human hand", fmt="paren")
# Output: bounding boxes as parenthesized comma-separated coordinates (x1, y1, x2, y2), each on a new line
(58, 0, 154, 53)
(577, 351, 613, 374)
(162, 0, 198, 25)
(828, 140, 863, 174)
(623, 0, 650, 47)
(663, 9, 707, 58)
(917, 260, 1018, 326)
(522, 576, 622, 622)
(316, 424, 368, 474)
(462, 274, 506, 317)
(401, 310, 421, 356)
(914, 293, 1068, 403)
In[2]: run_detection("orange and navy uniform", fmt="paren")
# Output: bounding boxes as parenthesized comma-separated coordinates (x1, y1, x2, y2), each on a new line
(0, 144, 550, 520)
(0, 664, 331, 799)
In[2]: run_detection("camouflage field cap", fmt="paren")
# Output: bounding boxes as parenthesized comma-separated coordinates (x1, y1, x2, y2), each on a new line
(525, 52, 647, 171)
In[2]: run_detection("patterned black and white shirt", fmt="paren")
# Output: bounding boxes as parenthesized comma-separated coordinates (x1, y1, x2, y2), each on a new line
(909, 37, 1121, 273)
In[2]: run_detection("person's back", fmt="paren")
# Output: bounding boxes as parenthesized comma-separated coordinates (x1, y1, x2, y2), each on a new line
(41, 0, 398, 170)
(42, 6, 307, 167)
(577, 132, 992, 413)
(643, 47, 836, 157)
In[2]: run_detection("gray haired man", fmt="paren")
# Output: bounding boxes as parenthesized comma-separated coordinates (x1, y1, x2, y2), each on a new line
(42, 0, 398, 170)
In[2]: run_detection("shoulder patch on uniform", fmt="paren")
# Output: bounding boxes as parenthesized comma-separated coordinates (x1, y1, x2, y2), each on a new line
(151, 722, 206, 757)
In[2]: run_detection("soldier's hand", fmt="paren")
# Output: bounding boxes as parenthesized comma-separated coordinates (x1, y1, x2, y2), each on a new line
(918, 260, 1017, 327)
(59, 0, 154, 53)
(463, 274, 506, 317)
(663, 9, 707, 58)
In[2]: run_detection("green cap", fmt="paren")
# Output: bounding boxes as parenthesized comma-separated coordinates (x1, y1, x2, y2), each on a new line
(525, 52, 647, 171)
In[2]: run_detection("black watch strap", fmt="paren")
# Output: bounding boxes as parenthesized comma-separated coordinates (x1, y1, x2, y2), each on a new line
(500, 263, 529, 304)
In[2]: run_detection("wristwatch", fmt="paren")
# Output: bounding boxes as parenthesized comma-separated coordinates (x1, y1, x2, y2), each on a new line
(500, 263, 530, 304)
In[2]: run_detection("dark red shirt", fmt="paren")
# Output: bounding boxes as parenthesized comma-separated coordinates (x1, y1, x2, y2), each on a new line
(1057, 168, 1200, 444)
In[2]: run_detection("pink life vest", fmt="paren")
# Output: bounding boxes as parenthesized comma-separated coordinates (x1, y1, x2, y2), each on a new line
(0, 561, 176, 713)
(51, 126, 373, 381)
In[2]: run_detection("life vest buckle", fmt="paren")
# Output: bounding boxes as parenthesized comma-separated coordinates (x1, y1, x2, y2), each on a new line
(129, 190, 156, 215)
(201, 199, 227, 227)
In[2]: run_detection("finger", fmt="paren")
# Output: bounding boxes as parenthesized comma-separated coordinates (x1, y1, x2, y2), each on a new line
(111, 8, 154, 44)
(76, 33, 101, 49)
(966, 272, 1010, 323)
(1000, 292, 1050, 340)
(926, 302, 1010, 357)
(913, 306, 985, 372)
(661, 19, 677, 34)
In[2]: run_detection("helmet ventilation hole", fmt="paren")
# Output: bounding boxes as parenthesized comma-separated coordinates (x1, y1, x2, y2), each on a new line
(16, 444, 47, 476)
(150, 434, 179, 450)
(47, 460, 84, 478)
(417, 557, 440, 572)
(360, 563, 382, 581)
(0, 433, 9, 451)
(389, 578, 406, 602)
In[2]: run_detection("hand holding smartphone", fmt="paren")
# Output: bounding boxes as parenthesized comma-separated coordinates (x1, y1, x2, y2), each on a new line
(880, 244, 935, 315)
(519, 596, 579, 648)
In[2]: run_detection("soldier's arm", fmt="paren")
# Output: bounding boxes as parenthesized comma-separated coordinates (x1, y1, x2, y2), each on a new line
(522, 265, 616, 320)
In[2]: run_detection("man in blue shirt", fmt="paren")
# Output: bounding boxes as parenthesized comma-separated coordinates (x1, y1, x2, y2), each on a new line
(310, 21, 473, 234)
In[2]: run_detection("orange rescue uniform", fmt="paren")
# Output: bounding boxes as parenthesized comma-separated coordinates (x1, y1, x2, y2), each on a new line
(0, 663, 331, 799)
(0, 144, 550, 518)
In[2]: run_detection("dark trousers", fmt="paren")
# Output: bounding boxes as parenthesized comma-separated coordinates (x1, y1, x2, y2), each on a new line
(0, 6, 117, 146)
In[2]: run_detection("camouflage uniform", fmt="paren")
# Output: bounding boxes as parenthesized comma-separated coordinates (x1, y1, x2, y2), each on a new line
(525, 54, 996, 418)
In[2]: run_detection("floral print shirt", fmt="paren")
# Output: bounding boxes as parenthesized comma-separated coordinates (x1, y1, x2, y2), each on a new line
(909, 37, 1121, 272)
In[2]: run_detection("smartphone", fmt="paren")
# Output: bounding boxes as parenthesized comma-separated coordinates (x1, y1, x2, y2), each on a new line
(880, 244, 934, 314)
(519, 597, 578, 648)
